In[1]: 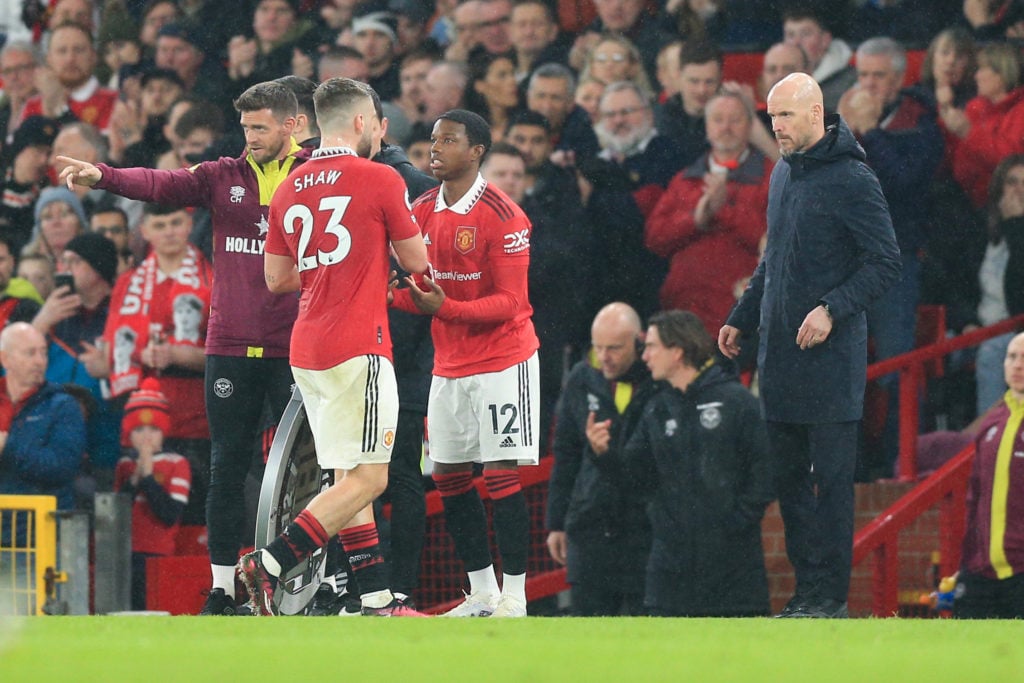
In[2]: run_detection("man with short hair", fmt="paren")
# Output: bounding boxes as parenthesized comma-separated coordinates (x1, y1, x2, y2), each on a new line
(239, 77, 428, 617)
(612, 310, 773, 617)
(422, 61, 468, 123)
(0, 321, 86, 514)
(83, 203, 213, 527)
(447, 0, 513, 62)
(526, 63, 599, 164)
(155, 21, 232, 113)
(505, 110, 591, 449)
(956, 331, 1024, 618)
(510, 0, 567, 85)
(646, 92, 772, 333)
(759, 42, 809, 103)
(58, 80, 310, 615)
(655, 40, 723, 169)
(782, 8, 856, 112)
(393, 109, 539, 617)
(22, 22, 118, 133)
(391, 50, 438, 138)
(583, 81, 681, 319)
(838, 36, 943, 479)
(0, 41, 40, 143)
(545, 302, 656, 616)
(720, 73, 901, 618)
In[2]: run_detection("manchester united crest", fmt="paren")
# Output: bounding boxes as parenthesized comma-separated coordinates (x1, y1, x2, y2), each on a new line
(454, 226, 476, 254)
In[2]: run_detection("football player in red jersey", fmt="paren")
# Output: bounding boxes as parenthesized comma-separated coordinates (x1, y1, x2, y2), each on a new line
(393, 109, 540, 617)
(238, 78, 429, 617)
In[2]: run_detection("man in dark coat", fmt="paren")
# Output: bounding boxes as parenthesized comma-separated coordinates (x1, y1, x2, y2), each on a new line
(613, 310, 773, 617)
(720, 73, 901, 618)
(545, 302, 657, 616)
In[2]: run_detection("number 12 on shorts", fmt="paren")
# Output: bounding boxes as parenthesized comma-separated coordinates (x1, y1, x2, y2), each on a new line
(488, 403, 519, 435)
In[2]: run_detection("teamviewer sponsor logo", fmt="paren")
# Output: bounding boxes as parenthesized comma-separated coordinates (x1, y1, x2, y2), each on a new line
(433, 270, 483, 281)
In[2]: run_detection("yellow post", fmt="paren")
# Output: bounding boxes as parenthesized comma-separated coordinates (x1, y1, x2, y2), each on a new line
(0, 495, 58, 616)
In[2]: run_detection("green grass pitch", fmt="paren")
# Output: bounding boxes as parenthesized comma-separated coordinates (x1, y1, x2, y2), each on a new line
(1, 616, 1022, 682)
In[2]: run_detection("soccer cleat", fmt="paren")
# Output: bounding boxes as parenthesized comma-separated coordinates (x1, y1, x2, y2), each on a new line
(441, 592, 499, 617)
(361, 598, 429, 617)
(198, 588, 237, 616)
(774, 595, 809, 618)
(338, 594, 363, 617)
(237, 551, 278, 616)
(490, 594, 527, 618)
(307, 584, 344, 616)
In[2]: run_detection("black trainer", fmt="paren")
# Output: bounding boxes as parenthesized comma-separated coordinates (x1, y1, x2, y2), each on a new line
(774, 595, 809, 618)
(198, 588, 237, 616)
(307, 584, 344, 616)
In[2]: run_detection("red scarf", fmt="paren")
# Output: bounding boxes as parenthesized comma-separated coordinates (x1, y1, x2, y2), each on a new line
(105, 245, 213, 397)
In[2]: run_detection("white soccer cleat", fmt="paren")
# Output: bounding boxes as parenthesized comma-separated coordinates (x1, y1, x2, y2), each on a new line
(490, 594, 527, 618)
(441, 592, 499, 617)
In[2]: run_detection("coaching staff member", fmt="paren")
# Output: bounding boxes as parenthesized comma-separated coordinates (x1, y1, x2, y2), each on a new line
(719, 73, 900, 618)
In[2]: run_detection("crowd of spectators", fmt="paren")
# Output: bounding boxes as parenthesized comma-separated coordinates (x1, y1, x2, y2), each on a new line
(2, 0, 1024, 614)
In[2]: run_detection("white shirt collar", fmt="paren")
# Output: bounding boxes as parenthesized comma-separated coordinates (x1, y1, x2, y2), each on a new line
(312, 146, 357, 158)
(433, 173, 487, 215)
(69, 76, 100, 103)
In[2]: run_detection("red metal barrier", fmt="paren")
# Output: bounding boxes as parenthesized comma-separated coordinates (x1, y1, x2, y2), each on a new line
(868, 313, 1024, 481)
(851, 445, 973, 617)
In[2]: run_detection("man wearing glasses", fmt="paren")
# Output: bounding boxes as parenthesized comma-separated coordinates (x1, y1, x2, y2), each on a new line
(577, 80, 682, 319)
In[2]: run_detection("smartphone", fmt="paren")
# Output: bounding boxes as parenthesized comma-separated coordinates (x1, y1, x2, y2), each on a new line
(55, 273, 75, 295)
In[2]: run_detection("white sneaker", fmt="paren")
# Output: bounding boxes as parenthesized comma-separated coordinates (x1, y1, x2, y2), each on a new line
(490, 594, 527, 618)
(442, 592, 499, 617)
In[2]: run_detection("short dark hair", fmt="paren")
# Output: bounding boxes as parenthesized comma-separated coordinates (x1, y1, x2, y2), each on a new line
(437, 109, 492, 156)
(313, 78, 375, 128)
(233, 81, 298, 121)
(91, 207, 128, 225)
(679, 40, 723, 70)
(275, 75, 318, 130)
(143, 203, 189, 217)
(508, 109, 551, 133)
(174, 100, 225, 139)
(648, 310, 713, 369)
(487, 141, 526, 163)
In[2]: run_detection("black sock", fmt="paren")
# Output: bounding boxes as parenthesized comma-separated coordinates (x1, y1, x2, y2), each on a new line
(339, 524, 388, 597)
(490, 490, 529, 575)
(265, 509, 329, 576)
(434, 472, 493, 572)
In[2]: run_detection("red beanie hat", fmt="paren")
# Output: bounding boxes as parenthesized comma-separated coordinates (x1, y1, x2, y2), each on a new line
(121, 378, 171, 444)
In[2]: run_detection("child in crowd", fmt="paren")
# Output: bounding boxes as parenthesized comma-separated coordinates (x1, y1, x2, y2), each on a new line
(113, 378, 191, 610)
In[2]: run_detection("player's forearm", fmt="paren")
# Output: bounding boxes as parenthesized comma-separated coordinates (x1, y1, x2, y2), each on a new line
(435, 289, 521, 323)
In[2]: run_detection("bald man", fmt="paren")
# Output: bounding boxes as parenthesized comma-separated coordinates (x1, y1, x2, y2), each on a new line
(545, 302, 657, 616)
(719, 73, 901, 618)
(0, 322, 87, 515)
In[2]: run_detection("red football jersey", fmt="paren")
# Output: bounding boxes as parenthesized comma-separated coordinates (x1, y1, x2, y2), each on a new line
(401, 174, 538, 377)
(266, 147, 421, 370)
(114, 452, 191, 556)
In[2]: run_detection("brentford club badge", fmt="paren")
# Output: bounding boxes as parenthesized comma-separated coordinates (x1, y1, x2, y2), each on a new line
(454, 226, 476, 254)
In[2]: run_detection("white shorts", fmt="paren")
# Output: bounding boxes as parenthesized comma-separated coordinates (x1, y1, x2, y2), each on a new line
(292, 355, 398, 471)
(427, 352, 539, 466)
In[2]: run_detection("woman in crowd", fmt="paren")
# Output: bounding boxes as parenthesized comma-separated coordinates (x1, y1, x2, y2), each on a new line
(464, 47, 522, 142)
(952, 42, 1024, 209)
(21, 187, 88, 270)
(971, 155, 1024, 415)
(579, 33, 653, 97)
